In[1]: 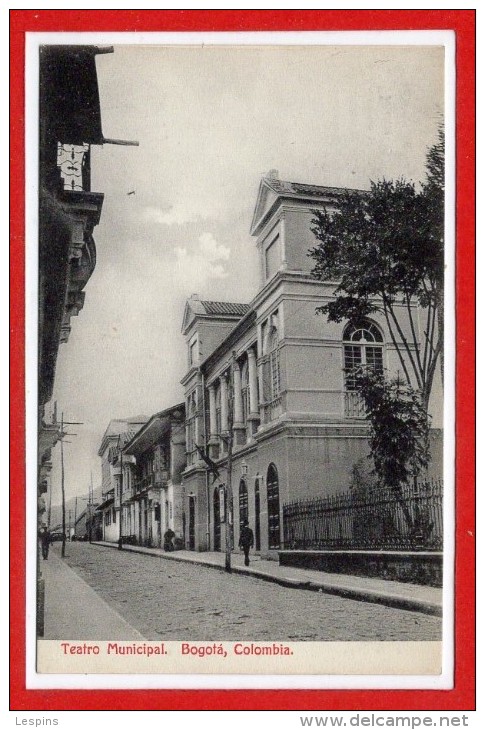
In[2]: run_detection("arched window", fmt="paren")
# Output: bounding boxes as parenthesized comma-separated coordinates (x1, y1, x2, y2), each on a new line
(267, 463, 280, 549)
(343, 321, 384, 391)
(343, 321, 384, 417)
(239, 479, 248, 528)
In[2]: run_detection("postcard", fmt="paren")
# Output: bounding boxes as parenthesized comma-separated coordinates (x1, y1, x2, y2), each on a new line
(10, 9, 475, 713)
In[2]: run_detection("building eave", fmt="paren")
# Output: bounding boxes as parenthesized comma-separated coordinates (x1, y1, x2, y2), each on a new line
(123, 403, 185, 456)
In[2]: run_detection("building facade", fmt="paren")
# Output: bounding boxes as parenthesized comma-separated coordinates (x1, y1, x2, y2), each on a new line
(122, 404, 186, 548)
(96, 416, 148, 543)
(180, 173, 443, 556)
(38, 46, 111, 515)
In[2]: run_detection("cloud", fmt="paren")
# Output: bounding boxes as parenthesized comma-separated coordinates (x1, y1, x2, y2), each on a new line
(173, 232, 230, 288)
(142, 204, 202, 226)
(197, 232, 230, 261)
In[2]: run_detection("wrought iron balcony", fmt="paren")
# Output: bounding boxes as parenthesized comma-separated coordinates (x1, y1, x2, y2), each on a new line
(57, 142, 91, 192)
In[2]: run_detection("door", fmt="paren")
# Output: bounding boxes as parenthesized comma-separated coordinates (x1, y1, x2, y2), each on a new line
(213, 487, 221, 551)
(239, 479, 248, 528)
(267, 463, 280, 549)
(255, 478, 261, 551)
(188, 496, 196, 551)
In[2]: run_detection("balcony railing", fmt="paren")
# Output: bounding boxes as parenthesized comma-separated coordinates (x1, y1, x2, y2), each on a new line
(57, 142, 91, 191)
(344, 391, 367, 418)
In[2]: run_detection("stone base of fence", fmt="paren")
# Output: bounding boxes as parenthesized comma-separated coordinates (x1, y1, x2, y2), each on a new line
(278, 550, 442, 587)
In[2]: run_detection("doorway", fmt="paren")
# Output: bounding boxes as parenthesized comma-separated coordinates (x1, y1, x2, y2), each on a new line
(254, 478, 261, 551)
(188, 496, 196, 550)
(267, 463, 280, 549)
(213, 487, 221, 551)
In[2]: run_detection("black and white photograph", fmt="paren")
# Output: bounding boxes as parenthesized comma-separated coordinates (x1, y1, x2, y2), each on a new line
(31, 35, 451, 683)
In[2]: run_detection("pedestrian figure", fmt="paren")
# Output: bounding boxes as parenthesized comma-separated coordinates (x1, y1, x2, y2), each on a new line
(38, 525, 50, 560)
(238, 521, 254, 566)
(163, 528, 175, 552)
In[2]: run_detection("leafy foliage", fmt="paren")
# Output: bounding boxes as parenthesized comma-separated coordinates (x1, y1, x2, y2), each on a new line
(353, 369, 431, 494)
(309, 129, 444, 412)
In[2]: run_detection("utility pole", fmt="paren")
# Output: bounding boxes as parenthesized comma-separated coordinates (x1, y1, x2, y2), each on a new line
(74, 497, 78, 539)
(225, 353, 236, 573)
(47, 479, 52, 529)
(60, 414, 66, 557)
(88, 472, 93, 543)
(58, 412, 82, 558)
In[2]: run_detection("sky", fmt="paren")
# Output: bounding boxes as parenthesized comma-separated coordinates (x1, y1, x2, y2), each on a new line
(48, 42, 444, 504)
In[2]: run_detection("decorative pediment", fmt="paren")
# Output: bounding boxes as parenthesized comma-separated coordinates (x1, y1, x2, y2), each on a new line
(250, 178, 279, 236)
(181, 299, 199, 335)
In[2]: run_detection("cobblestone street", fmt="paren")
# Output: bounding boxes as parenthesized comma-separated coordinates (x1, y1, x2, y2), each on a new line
(51, 542, 442, 642)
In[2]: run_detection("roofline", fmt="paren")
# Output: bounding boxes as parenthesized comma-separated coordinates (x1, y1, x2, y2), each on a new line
(123, 402, 185, 454)
(250, 179, 367, 237)
(200, 309, 257, 374)
(181, 301, 249, 336)
(181, 309, 245, 336)
(97, 417, 149, 456)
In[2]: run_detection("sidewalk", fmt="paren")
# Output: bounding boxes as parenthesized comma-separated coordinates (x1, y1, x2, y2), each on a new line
(39, 548, 145, 640)
(92, 541, 442, 616)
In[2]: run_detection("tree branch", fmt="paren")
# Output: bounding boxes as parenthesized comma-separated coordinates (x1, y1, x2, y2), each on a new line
(405, 292, 424, 381)
(422, 300, 433, 382)
(424, 300, 438, 382)
(382, 298, 412, 387)
(384, 295, 423, 390)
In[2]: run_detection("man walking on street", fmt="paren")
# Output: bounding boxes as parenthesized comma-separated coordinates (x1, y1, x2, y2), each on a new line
(239, 521, 254, 566)
(39, 525, 50, 560)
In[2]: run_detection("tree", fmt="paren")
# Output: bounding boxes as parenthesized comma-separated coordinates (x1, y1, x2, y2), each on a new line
(353, 369, 430, 492)
(309, 130, 444, 413)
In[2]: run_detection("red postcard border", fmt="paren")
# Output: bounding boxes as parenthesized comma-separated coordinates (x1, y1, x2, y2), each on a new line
(9, 9, 476, 711)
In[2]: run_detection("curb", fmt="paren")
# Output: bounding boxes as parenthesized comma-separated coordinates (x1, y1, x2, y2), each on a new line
(91, 542, 441, 617)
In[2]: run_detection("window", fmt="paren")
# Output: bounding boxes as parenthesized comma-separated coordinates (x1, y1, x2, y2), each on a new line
(189, 337, 198, 366)
(343, 321, 384, 417)
(186, 390, 198, 463)
(215, 383, 221, 434)
(241, 361, 249, 425)
(270, 329, 281, 399)
(343, 321, 384, 389)
(262, 326, 280, 403)
(264, 234, 281, 280)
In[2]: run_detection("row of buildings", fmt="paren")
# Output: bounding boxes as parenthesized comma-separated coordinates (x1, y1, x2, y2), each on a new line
(36, 45, 128, 634)
(94, 172, 443, 558)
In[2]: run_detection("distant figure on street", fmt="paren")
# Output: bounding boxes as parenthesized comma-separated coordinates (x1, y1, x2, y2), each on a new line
(163, 528, 175, 552)
(38, 525, 50, 560)
(238, 521, 254, 566)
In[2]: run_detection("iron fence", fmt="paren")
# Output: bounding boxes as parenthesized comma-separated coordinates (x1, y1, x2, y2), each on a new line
(283, 478, 443, 551)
